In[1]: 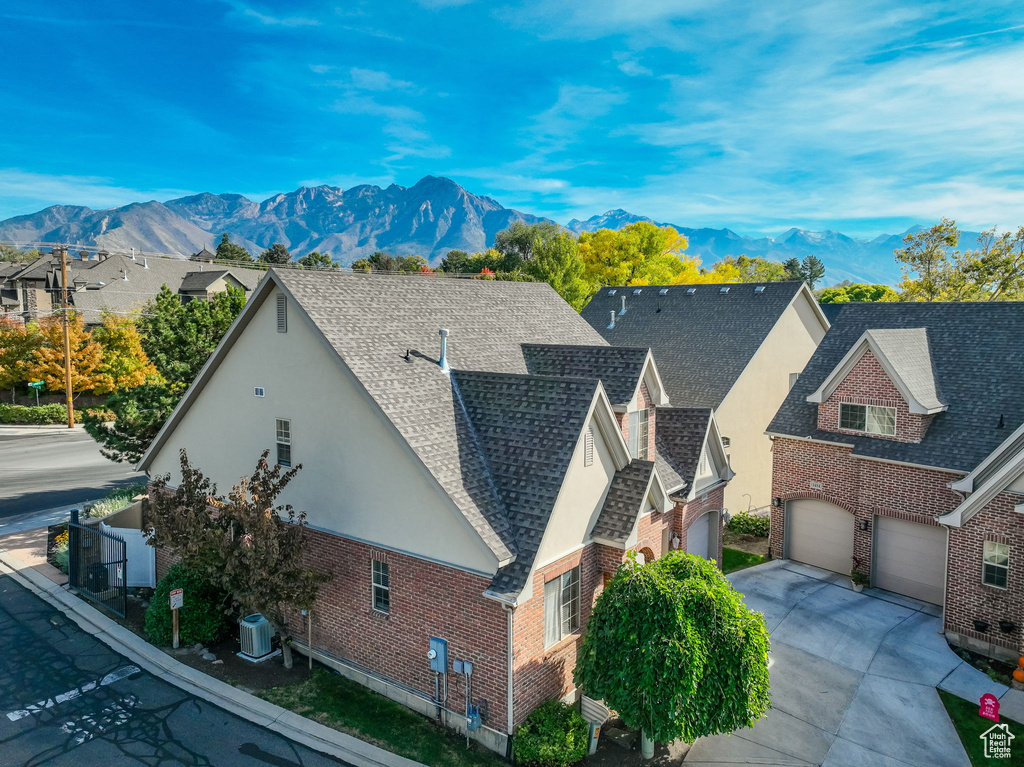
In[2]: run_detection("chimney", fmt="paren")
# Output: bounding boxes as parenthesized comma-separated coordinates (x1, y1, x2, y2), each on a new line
(98, 250, 109, 261)
(607, 310, 616, 330)
(618, 295, 627, 316)
(439, 328, 450, 371)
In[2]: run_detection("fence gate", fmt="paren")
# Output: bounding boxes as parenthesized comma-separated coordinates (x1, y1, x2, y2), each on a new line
(68, 509, 128, 618)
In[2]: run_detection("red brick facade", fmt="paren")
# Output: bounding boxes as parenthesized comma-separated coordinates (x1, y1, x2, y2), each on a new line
(616, 382, 657, 460)
(816, 350, 932, 444)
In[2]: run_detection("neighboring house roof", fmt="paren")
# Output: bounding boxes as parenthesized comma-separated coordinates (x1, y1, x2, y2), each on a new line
(591, 461, 657, 545)
(521, 344, 666, 407)
(179, 269, 250, 292)
(807, 328, 947, 414)
(768, 302, 1024, 473)
(453, 370, 600, 595)
(580, 282, 826, 408)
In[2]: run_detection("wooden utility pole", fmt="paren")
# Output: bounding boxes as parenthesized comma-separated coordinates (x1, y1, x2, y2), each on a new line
(57, 245, 74, 428)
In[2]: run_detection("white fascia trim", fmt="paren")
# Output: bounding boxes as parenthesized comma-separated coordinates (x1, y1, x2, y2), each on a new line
(938, 451, 1024, 528)
(706, 411, 736, 483)
(648, 467, 674, 514)
(622, 351, 671, 410)
(591, 383, 632, 470)
(949, 421, 1024, 495)
(805, 332, 946, 415)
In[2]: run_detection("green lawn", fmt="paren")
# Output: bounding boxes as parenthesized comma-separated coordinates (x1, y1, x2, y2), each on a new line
(722, 547, 768, 574)
(259, 668, 507, 767)
(939, 689, 1024, 766)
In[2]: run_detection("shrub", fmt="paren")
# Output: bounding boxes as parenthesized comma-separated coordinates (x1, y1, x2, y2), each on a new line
(84, 407, 116, 422)
(86, 482, 148, 518)
(514, 700, 589, 767)
(145, 563, 231, 646)
(0, 403, 68, 424)
(728, 511, 770, 537)
(53, 529, 70, 573)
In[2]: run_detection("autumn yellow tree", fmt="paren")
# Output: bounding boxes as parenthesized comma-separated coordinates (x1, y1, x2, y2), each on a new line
(25, 312, 105, 394)
(92, 312, 162, 394)
(0, 318, 42, 402)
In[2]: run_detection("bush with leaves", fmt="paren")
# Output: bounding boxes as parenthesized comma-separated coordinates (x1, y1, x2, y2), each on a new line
(0, 403, 68, 424)
(514, 700, 589, 767)
(145, 563, 231, 647)
(574, 552, 770, 746)
(728, 512, 770, 537)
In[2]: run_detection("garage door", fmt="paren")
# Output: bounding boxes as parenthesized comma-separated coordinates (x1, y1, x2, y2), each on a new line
(687, 512, 712, 559)
(874, 516, 946, 604)
(787, 500, 855, 574)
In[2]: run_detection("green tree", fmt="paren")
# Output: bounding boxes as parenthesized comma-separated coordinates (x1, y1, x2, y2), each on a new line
(438, 249, 471, 273)
(494, 220, 561, 265)
(259, 243, 292, 265)
(0, 318, 42, 402)
(297, 251, 336, 270)
(0, 243, 40, 263)
(350, 252, 428, 272)
(215, 233, 251, 263)
(523, 230, 595, 311)
(895, 219, 960, 301)
(783, 255, 826, 288)
(83, 383, 181, 464)
(574, 552, 770, 750)
(819, 284, 900, 303)
(578, 222, 698, 286)
(953, 226, 1024, 301)
(147, 449, 330, 669)
(138, 285, 246, 386)
(717, 255, 788, 282)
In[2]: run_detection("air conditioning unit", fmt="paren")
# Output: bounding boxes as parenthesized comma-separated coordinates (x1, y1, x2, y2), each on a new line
(239, 614, 273, 659)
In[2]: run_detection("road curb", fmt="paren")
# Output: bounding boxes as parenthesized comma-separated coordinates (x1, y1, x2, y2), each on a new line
(0, 548, 426, 767)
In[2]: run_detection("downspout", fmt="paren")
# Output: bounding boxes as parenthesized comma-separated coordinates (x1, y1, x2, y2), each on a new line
(503, 603, 515, 759)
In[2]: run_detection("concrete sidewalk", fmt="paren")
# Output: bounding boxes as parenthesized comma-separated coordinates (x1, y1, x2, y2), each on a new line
(0, 546, 427, 767)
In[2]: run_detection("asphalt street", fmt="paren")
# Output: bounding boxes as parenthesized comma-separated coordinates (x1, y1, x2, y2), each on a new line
(0, 427, 144, 518)
(0, 573, 350, 767)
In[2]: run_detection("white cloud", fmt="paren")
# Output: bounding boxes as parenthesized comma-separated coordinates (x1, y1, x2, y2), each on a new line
(223, 0, 322, 27)
(0, 169, 194, 218)
(349, 67, 417, 92)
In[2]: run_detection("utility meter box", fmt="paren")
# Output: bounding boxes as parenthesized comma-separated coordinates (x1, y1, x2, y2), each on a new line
(428, 637, 448, 673)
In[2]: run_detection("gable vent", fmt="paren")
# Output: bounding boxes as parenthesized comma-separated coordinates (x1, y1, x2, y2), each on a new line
(659, 288, 668, 295)
(686, 287, 697, 295)
(754, 285, 765, 294)
(276, 294, 287, 333)
(719, 286, 730, 293)
(584, 427, 595, 467)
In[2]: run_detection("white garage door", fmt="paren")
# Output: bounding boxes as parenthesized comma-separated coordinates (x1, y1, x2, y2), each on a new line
(787, 500, 855, 574)
(874, 516, 946, 605)
(687, 512, 712, 559)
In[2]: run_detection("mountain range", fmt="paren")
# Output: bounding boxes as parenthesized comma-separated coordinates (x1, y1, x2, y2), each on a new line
(0, 175, 945, 285)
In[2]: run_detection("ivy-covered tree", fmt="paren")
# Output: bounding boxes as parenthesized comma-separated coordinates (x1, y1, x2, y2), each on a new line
(574, 552, 770, 755)
(0, 318, 42, 402)
(25, 312, 105, 394)
(92, 312, 162, 394)
(259, 243, 292, 265)
(83, 383, 181, 463)
(215, 233, 251, 263)
(147, 449, 330, 669)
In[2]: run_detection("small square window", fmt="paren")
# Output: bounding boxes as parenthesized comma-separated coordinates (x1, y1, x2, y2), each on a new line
(983, 541, 1009, 589)
(372, 559, 390, 612)
(276, 419, 291, 467)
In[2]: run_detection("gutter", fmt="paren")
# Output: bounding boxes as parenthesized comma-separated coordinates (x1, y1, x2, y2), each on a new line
(481, 588, 516, 756)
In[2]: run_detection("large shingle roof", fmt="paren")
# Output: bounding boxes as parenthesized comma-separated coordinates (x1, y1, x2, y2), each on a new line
(580, 282, 807, 408)
(591, 460, 656, 544)
(272, 270, 608, 593)
(522, 344, 649, 405)
(768, 302, 1024, 472)
(453, 371, 598, 596)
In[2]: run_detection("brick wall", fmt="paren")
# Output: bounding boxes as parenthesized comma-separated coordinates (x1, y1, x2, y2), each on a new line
(770, 436, 960, 572)
(817, 350, 931, 444)
(294, 527, 511, 733)
(946, 492, 1024, 655)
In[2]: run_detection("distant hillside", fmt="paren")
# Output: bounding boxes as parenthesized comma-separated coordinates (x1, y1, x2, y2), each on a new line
(0, 178, 965, 284)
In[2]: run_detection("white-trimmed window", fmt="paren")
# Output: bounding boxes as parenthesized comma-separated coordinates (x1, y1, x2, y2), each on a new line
(839, 403, 896, 436)
(372, 559, 390, 612)
(983, 541, 1009, 589)
(276, 419, 292, 467)
(544, 566, 580, 647)
(628, 409, 650, 460)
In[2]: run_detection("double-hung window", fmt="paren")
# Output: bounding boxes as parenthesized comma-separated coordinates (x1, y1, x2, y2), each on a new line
(276, 419, 292, 467)
(628, 409, 650, 460)
(544, 566, 580, 647)
(372, 560, 390, 612)
(839, 403, 896, 436)
(983, 541, 1009, 588)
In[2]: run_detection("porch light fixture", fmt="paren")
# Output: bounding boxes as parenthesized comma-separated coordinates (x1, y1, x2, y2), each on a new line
(857, 520, 871, 532)
(772, 497, 782, 508)
(973, 620, 990, 633)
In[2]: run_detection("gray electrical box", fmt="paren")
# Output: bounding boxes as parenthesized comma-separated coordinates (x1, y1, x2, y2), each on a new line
(428, 637, 448, 673)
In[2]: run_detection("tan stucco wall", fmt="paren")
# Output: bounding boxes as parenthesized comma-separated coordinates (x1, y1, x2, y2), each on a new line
(717, 292, 827, 513)
(147, 286, 499, 575)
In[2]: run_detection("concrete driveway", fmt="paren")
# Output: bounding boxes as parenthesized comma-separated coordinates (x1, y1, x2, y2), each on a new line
(686, 560, 987, 767)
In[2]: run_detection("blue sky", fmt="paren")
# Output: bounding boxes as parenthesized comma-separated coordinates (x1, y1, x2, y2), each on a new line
(1, 0, 1022, 237)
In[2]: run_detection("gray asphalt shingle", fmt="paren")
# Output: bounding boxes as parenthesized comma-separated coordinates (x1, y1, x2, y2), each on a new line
(521, 344, 649, 405)
(591, 460, 656, 544)
(768, 302, 1024, 472)
(656, 407, 713, 494)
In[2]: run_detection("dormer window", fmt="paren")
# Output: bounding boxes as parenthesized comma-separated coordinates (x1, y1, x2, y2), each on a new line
(839, 403, 896, 436)
(629, 408, 650, 460)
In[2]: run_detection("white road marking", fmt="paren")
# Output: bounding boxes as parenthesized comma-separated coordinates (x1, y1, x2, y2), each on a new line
(60, 695, 137, 745)
(6, 665, 140, 721)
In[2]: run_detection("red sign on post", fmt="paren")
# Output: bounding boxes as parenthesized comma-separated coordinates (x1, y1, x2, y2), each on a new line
(169, 588, 183, 610)
(980, 693, 1000, 722)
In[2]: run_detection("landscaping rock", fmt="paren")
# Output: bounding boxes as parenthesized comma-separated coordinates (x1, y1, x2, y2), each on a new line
(212, 660, 224, 665)
(201, 652, 216, 661)
(193, 643, 204, 651)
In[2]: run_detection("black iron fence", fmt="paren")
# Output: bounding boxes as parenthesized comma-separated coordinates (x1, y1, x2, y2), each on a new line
(67, 508, 127, 618)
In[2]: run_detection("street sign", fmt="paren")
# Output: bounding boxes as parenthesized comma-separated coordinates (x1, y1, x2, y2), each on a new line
(169, 588, 183, 610)
(28, 381, 44, 390)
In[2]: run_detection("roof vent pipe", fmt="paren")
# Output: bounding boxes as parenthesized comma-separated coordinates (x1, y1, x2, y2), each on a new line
(607, 311, 616, 330)
(618, 295, 627, 316)
(439, 328, 450, 371)
(143, 258, 148, 269)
